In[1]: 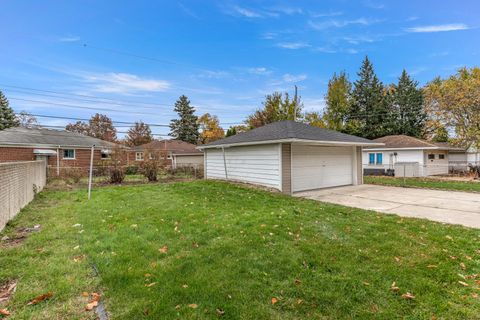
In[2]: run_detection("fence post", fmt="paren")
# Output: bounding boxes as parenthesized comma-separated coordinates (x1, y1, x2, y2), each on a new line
(88, 145, 95, 200)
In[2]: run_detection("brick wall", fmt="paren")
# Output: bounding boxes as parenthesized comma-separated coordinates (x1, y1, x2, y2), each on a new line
(0, 160, 47, 231)
(0, 147, 104, 175)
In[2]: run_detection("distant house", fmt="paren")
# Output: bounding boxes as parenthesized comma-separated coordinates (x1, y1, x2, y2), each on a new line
(129, 140, 203, 168)
(362, 135, 465, 177)
(449, 144, 480, 168)
(0, 127, 117, 175)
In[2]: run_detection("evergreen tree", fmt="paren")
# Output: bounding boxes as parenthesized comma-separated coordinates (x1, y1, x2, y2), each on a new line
(169, 95, 199, 144)
(323, 71, 352, 131)
(349, 56, 390, 139)
(0, 90, 18, 130)
(390, 70, 425, 137)
(225, 126, 237, 137)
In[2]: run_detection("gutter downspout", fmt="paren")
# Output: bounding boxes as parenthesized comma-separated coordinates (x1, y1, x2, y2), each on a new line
(222, 146, 228, 180)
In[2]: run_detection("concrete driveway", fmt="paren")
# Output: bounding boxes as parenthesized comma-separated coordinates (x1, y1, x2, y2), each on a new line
(295, 184, 480, 229)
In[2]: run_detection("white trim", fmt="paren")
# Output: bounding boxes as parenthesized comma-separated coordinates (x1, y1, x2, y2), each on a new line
(364, 146, 456, 151)
(198, 138, 384, 149)
(278, 143, 282, 192)
(352, 146, 358, 185)
(135, 152, 144, 161)
(0, 142, 116, 149)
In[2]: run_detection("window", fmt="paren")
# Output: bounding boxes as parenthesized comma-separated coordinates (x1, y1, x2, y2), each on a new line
(135, 152, 144, 161)
(439, 154, 445, 160)
(101, 151, 110, 159)
(428, 154, 435, 160)
(167, 153, 172, 160)
(369, 153, 375, 165)
(376, 153, 383, 165)
(63, 149, 75, 159)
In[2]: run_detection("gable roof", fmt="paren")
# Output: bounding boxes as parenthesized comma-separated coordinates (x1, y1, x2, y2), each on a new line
(134, 139, 202, 155)
(0, 126, 117, 149)
(365, 135, 465, 151)
(199, 121, 381, 148)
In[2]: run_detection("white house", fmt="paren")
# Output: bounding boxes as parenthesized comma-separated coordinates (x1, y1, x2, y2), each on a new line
(362, 135, 465, 177)
(198, 121, 382, 194)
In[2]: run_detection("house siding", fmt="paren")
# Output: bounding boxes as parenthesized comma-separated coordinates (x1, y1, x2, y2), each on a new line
(204, 144, 281, 190)
(356, 146, 363, 184)
(281, 143, 291, 194)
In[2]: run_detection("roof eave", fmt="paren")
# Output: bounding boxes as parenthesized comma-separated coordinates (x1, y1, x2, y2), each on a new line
(198, 138, 384, 149)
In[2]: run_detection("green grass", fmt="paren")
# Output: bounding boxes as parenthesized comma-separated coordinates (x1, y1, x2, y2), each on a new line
(365, 175, 480, 193)
(1, 181, 480, 319)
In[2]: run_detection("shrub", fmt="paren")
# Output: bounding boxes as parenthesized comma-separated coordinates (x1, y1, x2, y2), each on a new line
(143, 161, 158, 182)
(65, 167, 84, 184)
(125, 165, 139, 175)
(109, 168, 125, 184)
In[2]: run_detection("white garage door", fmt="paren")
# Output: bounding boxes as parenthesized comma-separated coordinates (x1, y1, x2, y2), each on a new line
(292, 145, 353, 192)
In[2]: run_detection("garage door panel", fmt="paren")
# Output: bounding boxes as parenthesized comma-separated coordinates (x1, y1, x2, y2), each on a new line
(292, 145, 353, 192)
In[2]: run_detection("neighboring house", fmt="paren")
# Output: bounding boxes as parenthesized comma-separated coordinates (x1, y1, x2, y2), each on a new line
(449, 144, 480, 167)
(198, 120, 382, 195)
(362, 135, 465, 177)
(0, 127, 117, 175)
(130, 140, 203, 168)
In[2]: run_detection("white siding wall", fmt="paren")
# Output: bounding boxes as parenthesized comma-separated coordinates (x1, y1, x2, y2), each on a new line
(204, 144, 281, 190)
(424, 150, 449, 176)
(362, 149, 425, 168)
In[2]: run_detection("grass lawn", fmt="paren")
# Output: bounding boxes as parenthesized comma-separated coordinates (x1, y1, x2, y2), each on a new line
(365, 175, 480, 193)
(1, 180, 480, 319)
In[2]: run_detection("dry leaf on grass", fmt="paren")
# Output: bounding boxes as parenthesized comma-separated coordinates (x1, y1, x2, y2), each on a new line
(159, 245, 168, 254)
(27, 292, 53, 305)
(0, 309, 10, 316)
(390, 282, 400, 292)
(188, 303, 198, 309)
(0, 280, 17, 303)
(427, 265, 437, 268)
(401, 292, 415, 300)
(458, 281, 469, 287)
(394, 257, 401, 262)
(81, 292, 89, 298)
(85, 301, 98, 311)
(460, 263, 466, 270)
(145, 282, 157, 287)
(192, 242, 199, 248)
(294, 279, 301, 285)
(271, 297, 278, 305)
(472, 293, 479, 298)
(216, 308, 225, 316)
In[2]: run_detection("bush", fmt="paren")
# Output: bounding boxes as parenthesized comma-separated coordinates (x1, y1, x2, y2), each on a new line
(125, 165, 139, 175)
(109, 168, 125, 184)
(143, 161, 158, 182)
(65, 167, 84, 183)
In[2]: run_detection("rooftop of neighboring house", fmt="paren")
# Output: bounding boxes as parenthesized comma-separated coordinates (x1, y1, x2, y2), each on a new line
(134, 139, 202, 155)
(364, 135, 465, 151)
(0, 126, 117, 149)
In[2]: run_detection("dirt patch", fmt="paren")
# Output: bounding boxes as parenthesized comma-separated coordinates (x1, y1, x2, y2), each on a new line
(0, 225, 41, 249)
(0, 279, 17, 304)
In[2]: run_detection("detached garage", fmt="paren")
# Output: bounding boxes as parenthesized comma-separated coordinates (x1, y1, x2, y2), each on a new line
(198, 121, 382, 194)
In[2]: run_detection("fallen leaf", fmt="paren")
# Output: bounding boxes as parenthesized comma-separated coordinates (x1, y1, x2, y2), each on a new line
(294, 279, 301, 285)
(27, 292, 53, 305)
(362, 282, 370, 286)
(401, 292, 415, 300)
(450, 256, 457, 260)
(91, 293, 101, 302)
(0, 280, 17, 303)
(427, 265, 437, 268)
(472, 293, 479, 298)
(0, 309, 10, 316)
(271, 297, 278, 305)
(145, 282, 157, 287)
(458, 281, 469, 287)
(144, 274, 152, 277)
(394, 257, 401, 262)
(390, 282, 400, 292)
(175, 304, 181, 310)
(85, 300, 98, 311)
(216, 308, 225, 316)
(466, 255, 473, 260)
(460, 263, 466, 270)
(159, 245, 168, 254)
(182, 284, 188, 288)
(188, 303, 198, 309)
(192, 242, 199, 248)
(445, 235, 453, 240)
(81, 292, 89, 298)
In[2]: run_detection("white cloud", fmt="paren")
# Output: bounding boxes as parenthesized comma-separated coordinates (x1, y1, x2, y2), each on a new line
(193, 70, 230, 79)
(83, 72, 171, 94)
(345, 48, 359, 54)
(58, 36, 80, 42)
(270, 6, 303, 15)
(315, 47, 337, 54)
(282, 73, 307, 83)
(310, 11, 343, 18)
(232, 5, 262, 18)
(276, 42, 310, 49)
(261, 32, 277, 40)
(248, 67, 272, 75)
(309, 18, 380, 30)
(406, 23, 469, 33)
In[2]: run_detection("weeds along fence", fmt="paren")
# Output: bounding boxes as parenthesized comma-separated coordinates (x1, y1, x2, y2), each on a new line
(0, 160, 47, 231)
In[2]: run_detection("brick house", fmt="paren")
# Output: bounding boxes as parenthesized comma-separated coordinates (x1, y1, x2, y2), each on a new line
(129, 140, 203, 168)
(0, 127, 118, 176)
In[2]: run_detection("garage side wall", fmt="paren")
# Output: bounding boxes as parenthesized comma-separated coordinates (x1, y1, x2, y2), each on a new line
(281, 143, 292, 194)
(356, 146, 363, 185)
(204, 144, 281, 190)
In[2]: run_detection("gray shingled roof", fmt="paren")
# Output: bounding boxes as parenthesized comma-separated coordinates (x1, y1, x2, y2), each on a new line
(364, 135, 465, 151)
(0, 127, 117, 148)
(200, 121, 379, 148)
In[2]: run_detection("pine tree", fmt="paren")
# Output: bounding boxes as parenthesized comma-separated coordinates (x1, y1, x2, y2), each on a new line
(225, 126, 237, 137)
(391, 70, 425, 137)
(0, 90, 18, 130)
(169, 95, 199, 144)
(349, 56, 390, 139)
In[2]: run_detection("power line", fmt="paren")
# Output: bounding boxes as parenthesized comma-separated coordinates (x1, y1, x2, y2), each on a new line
(0, 84, 172, 107)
